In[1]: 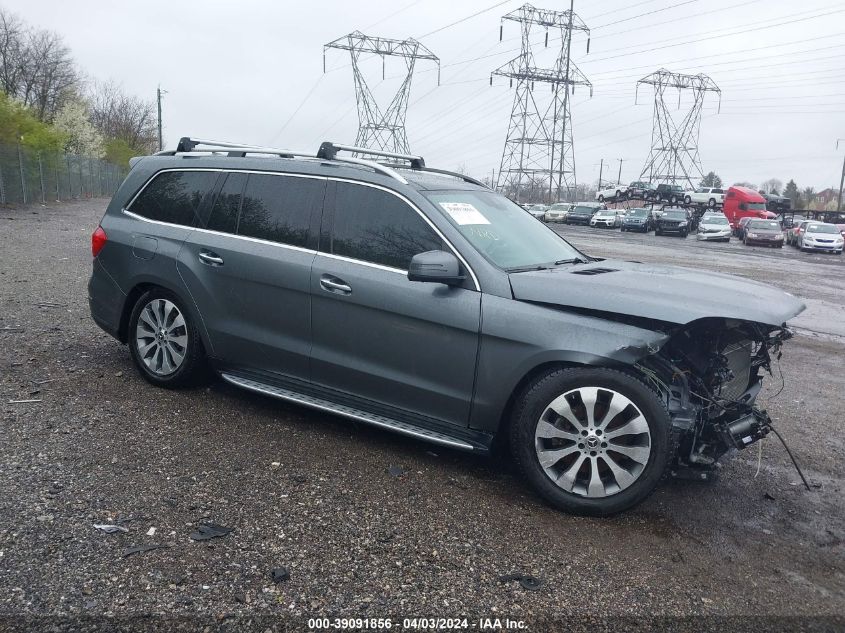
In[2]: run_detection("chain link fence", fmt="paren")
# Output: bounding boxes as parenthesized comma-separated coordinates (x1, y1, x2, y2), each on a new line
(0, 144, 127, 205)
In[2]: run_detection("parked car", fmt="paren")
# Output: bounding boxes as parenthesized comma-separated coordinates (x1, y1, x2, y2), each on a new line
(722, 186, 772, 230)
(743, 219, 784, 248)
(566, 202, 603, 225)
(683, 187, 725, 208)
(627, 181, 656, 200)
(760, 193, 792, 213)
(735, 216, 755, 240)
(88, 136, 805, 516)
(654, 207, 690, 237)
(836, 223, 845, 239)
(696, 214, 731, 242)
(526, 204, 548, 220)
(544, 202, 572, 223)
(655, 184, 685, 204)
(786, 219, 806, 246)
(620, 207, 652, 232)
(590, 209, 621, 228)
(595, 184, 626, 203)
(797, 222, 844, 254)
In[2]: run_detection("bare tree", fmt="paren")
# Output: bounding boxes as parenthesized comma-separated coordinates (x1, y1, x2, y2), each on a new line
(760, 178, 783, 195)
(0, 8, 77, 121)
(88, 80, 157, 154)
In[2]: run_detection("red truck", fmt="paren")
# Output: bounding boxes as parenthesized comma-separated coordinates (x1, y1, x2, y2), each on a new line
(722, 186, 776, 230)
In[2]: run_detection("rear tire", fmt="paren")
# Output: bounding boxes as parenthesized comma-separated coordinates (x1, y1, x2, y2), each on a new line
(598, 195, 605, 202)
(509, 367, 673, 516)
(128, 288, 207, 388)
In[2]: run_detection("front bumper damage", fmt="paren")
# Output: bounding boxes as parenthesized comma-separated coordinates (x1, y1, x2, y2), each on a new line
(636, 319, 792, 480)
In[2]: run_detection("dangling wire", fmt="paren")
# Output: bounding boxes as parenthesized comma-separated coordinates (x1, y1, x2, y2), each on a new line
(769, 425, 811, 491)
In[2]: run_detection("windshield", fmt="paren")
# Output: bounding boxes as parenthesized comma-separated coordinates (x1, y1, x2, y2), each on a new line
(703, 216, 728, 225)
(550, 203, 569, 210)
(627, 209, 648, 217)
(572, 205, 597, 214)
(745, 202, 766, 211)
(425, 191, 584, 270)
(664, 211, 686, 219)
(807, 224, 838, 234)
(748, 220, 780, 230)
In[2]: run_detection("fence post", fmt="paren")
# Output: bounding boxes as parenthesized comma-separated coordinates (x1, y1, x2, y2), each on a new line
(17, 144, 26, 205)
(38, 154, 45, 204)
(55, 153, 60, 201)
(0, 164, 5, 205)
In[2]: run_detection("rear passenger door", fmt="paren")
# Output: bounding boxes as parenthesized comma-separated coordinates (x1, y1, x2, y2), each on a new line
(309, 180, 481, 428)
(177, 171, 325, 379)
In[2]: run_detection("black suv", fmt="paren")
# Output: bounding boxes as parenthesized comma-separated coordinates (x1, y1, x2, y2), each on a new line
(654, 207, 690, 237)
(87, 137, 804, 516)
(655, 184, 685, 204)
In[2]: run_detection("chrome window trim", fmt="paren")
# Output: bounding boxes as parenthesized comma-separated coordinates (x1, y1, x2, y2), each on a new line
(123, 167, 481, 291)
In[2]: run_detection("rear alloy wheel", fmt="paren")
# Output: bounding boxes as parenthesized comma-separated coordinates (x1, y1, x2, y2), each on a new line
(510, 367, 672, 516)
(708, 198, 716, 208)
(128, 288, 207, 388)
(684, 195, 692, 205)
(598, 195, 605, 202)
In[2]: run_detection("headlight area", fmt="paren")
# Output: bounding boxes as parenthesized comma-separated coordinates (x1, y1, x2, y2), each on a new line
(635, 318, 793, 482)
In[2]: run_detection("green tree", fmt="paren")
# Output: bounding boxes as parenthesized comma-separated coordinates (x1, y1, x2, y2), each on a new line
(783, 179, 799, 207)
(699, 171, 722, 188)
(0, 90, 65, 152)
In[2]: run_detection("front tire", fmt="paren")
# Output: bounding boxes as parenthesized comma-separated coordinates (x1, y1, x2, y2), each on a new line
(509, 367, 672, 516)
(684, 195, 692, 205)
(128, 288, 207, 388)
(598, 195, 605, 202)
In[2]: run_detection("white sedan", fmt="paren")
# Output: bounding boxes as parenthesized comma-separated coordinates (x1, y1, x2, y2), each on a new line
(595, 184, 626, 203)
(798, 222, 844, 254)
(696, 214, 731, 242)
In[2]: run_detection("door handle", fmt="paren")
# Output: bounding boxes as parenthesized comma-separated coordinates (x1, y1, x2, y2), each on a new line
(320, 275, 352, 295)
(199, 251, 224, 266)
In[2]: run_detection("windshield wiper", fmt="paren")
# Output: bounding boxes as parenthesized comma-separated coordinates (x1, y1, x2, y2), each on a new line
(506, 264, 554, 273)
(554, 258, 587, 265)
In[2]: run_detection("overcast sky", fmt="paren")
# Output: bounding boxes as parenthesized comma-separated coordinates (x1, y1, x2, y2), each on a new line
(7, 0, 845, 191)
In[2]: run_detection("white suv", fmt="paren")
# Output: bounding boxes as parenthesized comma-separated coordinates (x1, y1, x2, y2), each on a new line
(595, 184, 626, 203)
(683, 187, 725, 208)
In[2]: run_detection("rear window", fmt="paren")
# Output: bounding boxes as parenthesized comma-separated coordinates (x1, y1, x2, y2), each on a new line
(748, 220, 780, 230)
(130, 170, 217, 226)
(206, 173, 246, 234)
(237, 173, 323, 247)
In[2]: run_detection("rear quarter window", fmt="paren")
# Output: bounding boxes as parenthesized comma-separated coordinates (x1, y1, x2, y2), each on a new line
(129, 170, 218, 226)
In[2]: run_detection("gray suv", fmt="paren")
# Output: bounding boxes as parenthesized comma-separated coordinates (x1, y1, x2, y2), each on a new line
(88, 138, 805, 515)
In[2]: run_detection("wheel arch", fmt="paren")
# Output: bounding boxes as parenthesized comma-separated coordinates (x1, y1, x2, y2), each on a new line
(118, 279, 213, 357)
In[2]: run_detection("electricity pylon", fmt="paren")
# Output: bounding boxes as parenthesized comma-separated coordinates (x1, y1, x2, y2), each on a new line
(636, 69, 721, 188)
(492, 2, 592, 203)
(324, 31, 439, 155)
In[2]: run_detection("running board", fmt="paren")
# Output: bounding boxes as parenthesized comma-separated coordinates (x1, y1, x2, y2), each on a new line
(221, 372, 478, 452)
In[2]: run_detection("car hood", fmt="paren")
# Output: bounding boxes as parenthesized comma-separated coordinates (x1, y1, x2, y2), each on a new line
(509, 260, 805, 327)
(700, 223, 730, 230)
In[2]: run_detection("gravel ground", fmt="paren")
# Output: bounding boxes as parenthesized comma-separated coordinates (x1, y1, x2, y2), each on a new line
(0, 200, 843, 632)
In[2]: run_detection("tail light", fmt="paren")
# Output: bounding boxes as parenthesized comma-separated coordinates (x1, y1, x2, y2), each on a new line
(91, 226, 107, 257)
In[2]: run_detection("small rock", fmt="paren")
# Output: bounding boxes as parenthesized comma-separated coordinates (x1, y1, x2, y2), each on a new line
(762, 528, 773, 535)
(115, 371, 123, 377)
(270, 462, 281, 469)
(271, 567, 290, 583)
(763, 492, 775, 501)
(388, 465, 404, 477)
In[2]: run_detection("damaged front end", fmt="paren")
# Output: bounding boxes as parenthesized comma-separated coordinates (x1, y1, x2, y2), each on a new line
(636, 318, 792, 480)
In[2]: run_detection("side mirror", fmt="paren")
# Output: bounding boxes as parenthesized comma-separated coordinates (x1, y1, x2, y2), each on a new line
(408, 250, 465, 285)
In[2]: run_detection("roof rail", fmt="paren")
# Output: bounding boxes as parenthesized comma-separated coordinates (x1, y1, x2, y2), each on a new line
(317, 142, 425, 169)
(155, 137, 315, 159)
(408, 166, 490, 189)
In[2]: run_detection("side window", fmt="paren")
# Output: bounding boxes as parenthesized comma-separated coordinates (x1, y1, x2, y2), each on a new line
(331, 182, 443, 270)
(237, 173, 322, 247)
(206, 173, 246, 234)
(129, 170, 217, 226)
(713, 188, 723, 194)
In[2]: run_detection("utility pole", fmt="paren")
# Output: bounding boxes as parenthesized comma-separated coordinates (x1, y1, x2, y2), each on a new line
(837, 139, 845, 212)
(617, 158, 623, 185)
(597, 159, 604, 189)
(156, 85, 166, 151)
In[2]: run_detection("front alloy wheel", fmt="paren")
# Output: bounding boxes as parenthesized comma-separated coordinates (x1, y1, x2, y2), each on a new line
(510, 367, 672, 516)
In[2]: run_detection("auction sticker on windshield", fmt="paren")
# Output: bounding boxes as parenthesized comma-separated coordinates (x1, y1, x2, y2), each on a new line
(439, 202, 490, 225)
